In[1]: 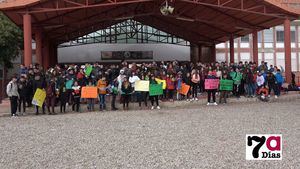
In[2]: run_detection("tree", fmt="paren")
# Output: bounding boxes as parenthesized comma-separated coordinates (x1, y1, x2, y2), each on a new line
(0, 12, 23, 68)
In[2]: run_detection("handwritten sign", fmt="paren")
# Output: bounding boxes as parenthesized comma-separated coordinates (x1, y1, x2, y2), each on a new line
(149, 84, 163, 96)
(219, 79, 233, 91)
(178, 83, 190, 95)
(155, 78, 166, 89)
(205, 79, 220, 90)
(32, 89, 46, 107)
(135, 80, 150, 91)
(81, 87, 98, 98)
(85, 66, 93, 77)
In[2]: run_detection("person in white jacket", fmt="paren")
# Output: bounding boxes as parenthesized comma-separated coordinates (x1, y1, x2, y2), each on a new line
(256, 72, 265, 89)
(129, 72, 140, 89)
(6, 76, 19, 117)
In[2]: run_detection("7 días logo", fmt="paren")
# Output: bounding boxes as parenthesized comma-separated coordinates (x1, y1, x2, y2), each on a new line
(246, 134, 282, 160)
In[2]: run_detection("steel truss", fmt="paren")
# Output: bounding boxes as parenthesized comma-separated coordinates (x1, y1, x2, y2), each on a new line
(59, 19, 190, 47)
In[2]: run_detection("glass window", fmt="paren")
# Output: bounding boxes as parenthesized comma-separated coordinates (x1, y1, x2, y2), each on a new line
(291, 31, 296, 42)
(264, 29, 273, 43)
(276, 30, 284, 42)
(276, 30, 296, 42)
(241, 35, 249, 42)
(258, 31, 262, 43)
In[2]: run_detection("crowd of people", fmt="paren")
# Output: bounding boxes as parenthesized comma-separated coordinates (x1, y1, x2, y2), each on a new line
(5, 60, 295, 117)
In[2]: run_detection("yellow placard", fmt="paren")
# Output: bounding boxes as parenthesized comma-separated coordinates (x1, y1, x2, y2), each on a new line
(32, 88, 46, 107)
(155, 78, 166, 89)
(135, 80, 150, 92)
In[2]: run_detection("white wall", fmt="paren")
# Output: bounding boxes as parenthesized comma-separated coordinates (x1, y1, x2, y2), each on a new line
(58, 43, 190, 63)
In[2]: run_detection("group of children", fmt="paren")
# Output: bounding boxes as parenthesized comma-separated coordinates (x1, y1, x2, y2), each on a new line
(6, 60, 289, 116)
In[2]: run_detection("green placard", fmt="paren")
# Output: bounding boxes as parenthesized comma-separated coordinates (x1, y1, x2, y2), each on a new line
(85, 66, 93, 77)
(219, 79, 233, 91)
(149, 84, 163, 96)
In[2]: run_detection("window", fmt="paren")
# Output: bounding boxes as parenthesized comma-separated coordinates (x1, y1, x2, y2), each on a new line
(241, 35, 249, 42)
(276, 31, 284, 42)
(291, 31, 296, 42)
(264, 29, 273, 43)
(258, 31, 262, 43)
(276, 30, 296, 42)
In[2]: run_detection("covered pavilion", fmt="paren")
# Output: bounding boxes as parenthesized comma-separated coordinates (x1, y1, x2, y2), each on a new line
(0, 0, 300, 82)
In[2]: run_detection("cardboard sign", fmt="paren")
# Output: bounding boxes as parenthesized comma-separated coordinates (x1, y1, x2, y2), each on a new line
(179, 83, 190, 95)
(155, 78, 167, 89)
(149, 84, 163, 96)
(85, 66, 93, 76)
(32, 88, 46, 107)
(135, 80, 150, 91)
(81, 87, 98, 98)
(66, 79, 73, 89)
(219, 79, 233, 91)
(205, 79, 220, 90)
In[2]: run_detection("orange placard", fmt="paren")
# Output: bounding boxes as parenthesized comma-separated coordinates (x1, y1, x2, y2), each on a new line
(81, 87, 98, 98)
(179, 83, 190, 95)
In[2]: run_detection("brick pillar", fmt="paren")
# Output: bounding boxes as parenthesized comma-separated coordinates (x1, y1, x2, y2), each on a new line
(252, 30, 258, 64)
(284, 18, 292, 83)
(23, 14, 32, 67)
(35, 30, 43, 65)
(229, 35, 234, 63)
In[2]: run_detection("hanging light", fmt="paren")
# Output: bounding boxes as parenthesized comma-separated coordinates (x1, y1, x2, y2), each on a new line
(160, 0, 174, 16)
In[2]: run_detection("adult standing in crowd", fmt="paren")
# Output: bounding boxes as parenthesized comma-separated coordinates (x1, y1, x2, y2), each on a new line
(6, 76, 19, 117)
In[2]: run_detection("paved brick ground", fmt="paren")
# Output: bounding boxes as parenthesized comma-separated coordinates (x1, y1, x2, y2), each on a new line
(0, 95, 299, 169)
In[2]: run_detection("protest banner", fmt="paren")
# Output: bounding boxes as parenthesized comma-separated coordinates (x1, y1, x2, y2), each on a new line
(81, 87, 98, 98)
(149, 84, 163, 96)
(135, 80, 150, 91)
(179, 83, 190, 95)
(219, 79, 233, 91)
(155, 78, 166, 89)
(32, 89, 46, 107)
(205, 79, 220, 90)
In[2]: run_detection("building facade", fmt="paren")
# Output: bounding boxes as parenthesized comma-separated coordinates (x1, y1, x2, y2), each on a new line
(216, 21, 300, 73)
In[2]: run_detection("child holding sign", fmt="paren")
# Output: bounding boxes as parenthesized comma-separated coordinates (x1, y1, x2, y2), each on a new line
(86, 78, 96, 111)
(149, 75, 160, 110)
(205, 71, 218, 106)
(219, 73, 231, 104)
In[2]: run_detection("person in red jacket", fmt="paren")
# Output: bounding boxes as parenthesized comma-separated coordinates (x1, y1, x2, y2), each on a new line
(166, 74, 176, 101)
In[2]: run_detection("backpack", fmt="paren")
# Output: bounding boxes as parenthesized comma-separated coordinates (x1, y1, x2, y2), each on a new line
(6, 82, 13, 96)
(46, 85, 53, 96)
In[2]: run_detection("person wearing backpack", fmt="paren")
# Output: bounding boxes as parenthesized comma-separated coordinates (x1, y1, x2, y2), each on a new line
(110, 78, 119, 111)
(46, 78, 57, 114)
(17, 76, 28, 115)
(59, 80, 67, 113)
(72, 81, 81, 112)
(6, 76, 19, 117)
(33, 74, 46, 115)
(275, 69, 284, 96)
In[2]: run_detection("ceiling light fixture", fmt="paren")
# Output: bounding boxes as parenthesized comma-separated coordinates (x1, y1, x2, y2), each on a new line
(160, 0, 174, 16)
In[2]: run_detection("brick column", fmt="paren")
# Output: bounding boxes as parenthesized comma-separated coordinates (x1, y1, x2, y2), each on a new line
(252, 30, 258, 63)
(284, 18, 292, 83)
(229, 35, 234, 63)
(23, 14, 32, 67)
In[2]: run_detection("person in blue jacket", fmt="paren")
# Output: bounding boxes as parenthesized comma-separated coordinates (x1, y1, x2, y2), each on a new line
(274, 69, 284, 96)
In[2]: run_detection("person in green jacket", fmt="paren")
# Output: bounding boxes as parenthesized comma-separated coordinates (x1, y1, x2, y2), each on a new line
(230, 68, 242, 98)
